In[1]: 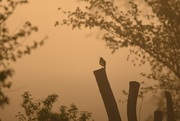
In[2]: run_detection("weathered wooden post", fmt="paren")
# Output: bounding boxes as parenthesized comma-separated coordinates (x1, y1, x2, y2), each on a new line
(127, 81, 140, 121)
(154, 110, 163, 121)
(93, 68, 121, 121)
(165, 91, 175, 121)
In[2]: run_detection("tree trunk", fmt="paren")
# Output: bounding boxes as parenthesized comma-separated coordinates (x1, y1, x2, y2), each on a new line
(93, 68, 121, 121)
(127, 81, 140, 121)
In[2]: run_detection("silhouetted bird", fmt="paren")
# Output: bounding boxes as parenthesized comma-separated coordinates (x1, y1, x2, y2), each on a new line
(99, 57, 106, 68)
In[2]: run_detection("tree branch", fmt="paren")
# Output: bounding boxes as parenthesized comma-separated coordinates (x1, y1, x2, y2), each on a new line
(140, 45, 180, 79)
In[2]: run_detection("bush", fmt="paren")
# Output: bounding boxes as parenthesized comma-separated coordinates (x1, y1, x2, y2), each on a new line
(16, 92, 93, 121)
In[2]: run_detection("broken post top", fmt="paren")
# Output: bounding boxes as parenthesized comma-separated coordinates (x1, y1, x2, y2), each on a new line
(129, 81, 140, 87)
(94, 68, 105, 73)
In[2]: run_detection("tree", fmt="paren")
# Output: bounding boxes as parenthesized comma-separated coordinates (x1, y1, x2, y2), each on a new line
(0, 0, 46, 108)
(55, 0, 180, 119)
(16, 92, 93, 121)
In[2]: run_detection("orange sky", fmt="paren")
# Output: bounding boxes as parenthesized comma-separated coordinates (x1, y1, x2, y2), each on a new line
(0, 0, 158, 121)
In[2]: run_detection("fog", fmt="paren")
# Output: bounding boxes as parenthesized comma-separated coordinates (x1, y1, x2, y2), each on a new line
(0, 0, 157, 121)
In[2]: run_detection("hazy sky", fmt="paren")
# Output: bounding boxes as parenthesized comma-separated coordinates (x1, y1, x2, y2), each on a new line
(0, 0, 157, 121)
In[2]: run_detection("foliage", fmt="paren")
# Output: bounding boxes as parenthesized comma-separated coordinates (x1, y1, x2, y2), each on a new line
(56, 0, 180, 119)
(16, 92, 93, 121)
(0, 0, 46, 108)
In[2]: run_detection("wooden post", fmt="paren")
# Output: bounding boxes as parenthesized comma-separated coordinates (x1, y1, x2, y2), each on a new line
(165, 91, 175, 121)
(127, 81, 140, 121)
(154, 110, 163, 121)
(93, 68, 121, 121)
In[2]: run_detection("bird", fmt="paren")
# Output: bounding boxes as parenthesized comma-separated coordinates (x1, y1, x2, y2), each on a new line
(99, 57, 106, 68)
